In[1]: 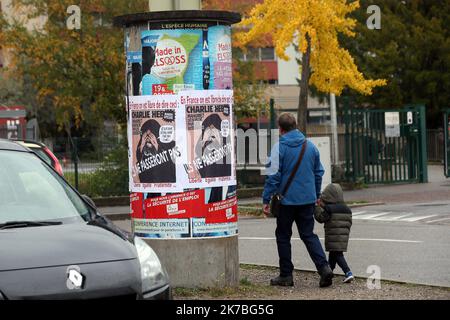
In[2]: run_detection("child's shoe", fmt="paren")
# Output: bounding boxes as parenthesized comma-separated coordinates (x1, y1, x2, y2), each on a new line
(343, 271, 354, 283)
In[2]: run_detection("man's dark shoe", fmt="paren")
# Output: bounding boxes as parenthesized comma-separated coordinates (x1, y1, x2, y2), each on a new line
(270, 275, 294, 287)
(319, 265, 333, 288)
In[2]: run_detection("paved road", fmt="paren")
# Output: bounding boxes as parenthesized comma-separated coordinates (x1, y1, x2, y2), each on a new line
(112, 200, 450, 287)
(237, 215, 450, 288)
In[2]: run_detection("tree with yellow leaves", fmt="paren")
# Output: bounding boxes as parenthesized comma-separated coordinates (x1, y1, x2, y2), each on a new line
(236, 0, 386, 133)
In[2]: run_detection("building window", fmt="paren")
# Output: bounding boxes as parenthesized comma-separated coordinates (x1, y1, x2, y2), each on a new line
(307, 109, 331, 124)
(237, 47, 276, 62)
(261, 47, 275, 61)
(247, 47, 260, 61)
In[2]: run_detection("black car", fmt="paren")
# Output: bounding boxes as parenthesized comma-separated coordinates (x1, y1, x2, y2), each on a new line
(0, 139, 171, 300)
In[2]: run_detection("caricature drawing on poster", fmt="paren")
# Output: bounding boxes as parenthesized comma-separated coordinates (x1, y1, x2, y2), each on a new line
(129, 95, 183, 193)
(179, 90, 236, 189)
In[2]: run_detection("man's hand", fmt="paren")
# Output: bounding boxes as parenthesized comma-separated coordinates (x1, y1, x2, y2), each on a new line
(263, 204, 270, 217)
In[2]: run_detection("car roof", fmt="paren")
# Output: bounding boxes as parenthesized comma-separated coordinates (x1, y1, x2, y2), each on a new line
(0, 139, 30, 152)
(14, 140, 46, 149)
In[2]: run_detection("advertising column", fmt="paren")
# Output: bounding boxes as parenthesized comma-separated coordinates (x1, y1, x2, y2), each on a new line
(114, 11, 241, 287)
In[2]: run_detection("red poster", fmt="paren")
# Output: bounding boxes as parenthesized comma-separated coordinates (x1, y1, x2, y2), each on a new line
(205, 196, 238, 224)
(144, 190, 205, 219)
(130, 192, 144, 219)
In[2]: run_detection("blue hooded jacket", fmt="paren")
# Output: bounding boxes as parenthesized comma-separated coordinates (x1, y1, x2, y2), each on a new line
(262, 129, 324, 205)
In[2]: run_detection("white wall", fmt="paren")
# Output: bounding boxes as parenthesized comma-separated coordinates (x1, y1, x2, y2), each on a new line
(277, 44, 301, 85)
(309, 136, 332, 191)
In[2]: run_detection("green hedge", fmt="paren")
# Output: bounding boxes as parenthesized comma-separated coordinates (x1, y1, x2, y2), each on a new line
(65, 146, 129, 197)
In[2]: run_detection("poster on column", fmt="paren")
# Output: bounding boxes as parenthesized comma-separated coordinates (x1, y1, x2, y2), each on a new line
(128, 95, 184, 193)
(140, 28, 203, 95)
(179, 90, 236, 189)
(208, 25, 232, 90)
(203, 185, 238, 225)
(131, 187, 238, 239)
(139, 24, 233, 95)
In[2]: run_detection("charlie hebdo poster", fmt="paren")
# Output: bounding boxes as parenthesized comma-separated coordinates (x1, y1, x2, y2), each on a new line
(178, 90, 236, 189)
(128, 95, 183, 193)
(129, 91, 235, 192)
(128, 91, 237, 238)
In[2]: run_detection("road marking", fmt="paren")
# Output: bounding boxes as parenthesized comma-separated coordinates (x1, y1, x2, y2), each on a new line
(348, 238, 422, 243)
(350, 211, 444, 223)
(239, 237, 422, 243)
(353, 212, 393, 219)
(425, 217, 450, 224)
(401, 215, 438, 222)
(372, 213, 413, 221)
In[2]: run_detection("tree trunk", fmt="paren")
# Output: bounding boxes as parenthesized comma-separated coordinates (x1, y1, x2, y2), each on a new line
(298, 34, 311, 134)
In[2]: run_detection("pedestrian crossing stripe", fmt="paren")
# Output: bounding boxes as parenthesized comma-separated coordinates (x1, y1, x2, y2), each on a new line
(401, 215, 438, 222)
(353, 212, 392, 219)
(352, 211, 445, 224)
(425, 217, 450, 224)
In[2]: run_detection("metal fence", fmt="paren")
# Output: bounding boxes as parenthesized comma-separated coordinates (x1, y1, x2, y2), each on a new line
(427, 129, 445, 163)
(236, 125, 444, 186)
(42, 136, 127, 198)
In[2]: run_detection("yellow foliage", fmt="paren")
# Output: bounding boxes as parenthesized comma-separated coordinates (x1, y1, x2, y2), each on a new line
(235, 0, 386, 95)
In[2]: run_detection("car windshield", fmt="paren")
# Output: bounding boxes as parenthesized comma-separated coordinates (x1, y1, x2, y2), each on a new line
(0, 150, 92, 224)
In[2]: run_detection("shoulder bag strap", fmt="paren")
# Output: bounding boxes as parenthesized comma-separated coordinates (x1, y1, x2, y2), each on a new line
(281, 141, 308, 196)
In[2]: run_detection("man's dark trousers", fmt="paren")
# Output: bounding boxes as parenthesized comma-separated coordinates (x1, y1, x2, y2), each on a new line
(276, 204, 328, 277)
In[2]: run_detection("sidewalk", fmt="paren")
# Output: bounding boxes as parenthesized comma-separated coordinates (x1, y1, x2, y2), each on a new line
(345, 165, 449, 204)
(174, 265, 450, 300)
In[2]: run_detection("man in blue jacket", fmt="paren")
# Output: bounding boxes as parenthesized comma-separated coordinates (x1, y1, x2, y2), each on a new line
(262, 113, 333, 287)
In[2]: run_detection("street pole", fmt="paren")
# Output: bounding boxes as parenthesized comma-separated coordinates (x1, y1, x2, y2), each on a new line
(330, 93, 339, 165)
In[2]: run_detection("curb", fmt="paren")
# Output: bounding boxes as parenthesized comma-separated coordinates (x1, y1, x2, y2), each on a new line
(94, 187, 265, 208)
(103, 213, 131, 221)
(93, 196, 129, 207)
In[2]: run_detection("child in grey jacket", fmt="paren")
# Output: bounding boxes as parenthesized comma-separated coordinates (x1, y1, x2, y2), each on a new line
(314, 183, 354, 283)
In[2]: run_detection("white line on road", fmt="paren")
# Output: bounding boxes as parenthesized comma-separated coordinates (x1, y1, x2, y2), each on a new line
(348, 238, 422, 243)
(353, 212, 393, 219)
(239, 237, 423, 243)
(425, 217, 450, 224)
(372, 213, 413, 221)
(401, 215, 438, 222)
(352, 211, 367, 216)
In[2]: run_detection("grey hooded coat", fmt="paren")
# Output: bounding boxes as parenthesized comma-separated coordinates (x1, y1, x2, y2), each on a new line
(314, 183, 352, 252)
